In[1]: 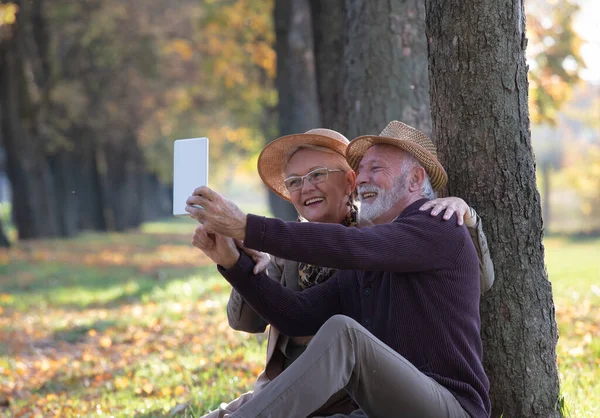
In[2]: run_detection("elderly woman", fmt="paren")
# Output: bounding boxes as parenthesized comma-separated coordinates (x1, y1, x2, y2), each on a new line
(200, 129, 493, 418)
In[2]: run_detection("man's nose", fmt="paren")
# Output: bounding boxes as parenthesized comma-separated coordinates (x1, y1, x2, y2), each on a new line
(356, 170, 369, 185)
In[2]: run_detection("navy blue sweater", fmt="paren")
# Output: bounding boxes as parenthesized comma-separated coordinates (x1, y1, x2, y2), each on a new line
(219, 199, 490, 418)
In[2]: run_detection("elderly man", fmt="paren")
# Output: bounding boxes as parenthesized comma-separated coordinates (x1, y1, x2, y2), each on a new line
(187, 121, 490, 418)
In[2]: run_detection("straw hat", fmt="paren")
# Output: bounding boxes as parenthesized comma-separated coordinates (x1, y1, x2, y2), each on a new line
(346, 121, 448, 191)
(258, 128, 350, 201)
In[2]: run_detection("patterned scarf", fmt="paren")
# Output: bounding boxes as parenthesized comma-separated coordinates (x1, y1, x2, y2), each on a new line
(297, 204, 359, 289)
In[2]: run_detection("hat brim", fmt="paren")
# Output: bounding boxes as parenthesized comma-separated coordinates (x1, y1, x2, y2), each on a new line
(346, 136, 448, 191)
(258, 133, 349, 201)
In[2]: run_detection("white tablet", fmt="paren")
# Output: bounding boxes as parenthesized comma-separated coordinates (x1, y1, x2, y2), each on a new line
(173, 137, 209, 216)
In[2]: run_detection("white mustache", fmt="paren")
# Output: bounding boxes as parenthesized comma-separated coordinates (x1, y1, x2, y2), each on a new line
(357, 186, 381, 200)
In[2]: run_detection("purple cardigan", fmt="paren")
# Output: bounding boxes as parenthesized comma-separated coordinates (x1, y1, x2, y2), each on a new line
(219, 199, 490, 418)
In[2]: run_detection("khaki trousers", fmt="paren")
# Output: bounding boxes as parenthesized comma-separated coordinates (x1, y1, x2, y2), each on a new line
(228, 315, 470, 418)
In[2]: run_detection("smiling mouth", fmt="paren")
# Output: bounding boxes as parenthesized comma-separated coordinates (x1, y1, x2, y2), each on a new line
(304, 197, 325, 206)
(361, 192, 377, 200)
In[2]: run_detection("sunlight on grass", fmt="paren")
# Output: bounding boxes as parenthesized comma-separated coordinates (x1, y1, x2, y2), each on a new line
(545, 236, 600, 418)
(0, 222, 598, 417)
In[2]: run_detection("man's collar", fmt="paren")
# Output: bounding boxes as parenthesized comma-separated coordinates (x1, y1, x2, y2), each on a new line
(396, 198, 430, 220)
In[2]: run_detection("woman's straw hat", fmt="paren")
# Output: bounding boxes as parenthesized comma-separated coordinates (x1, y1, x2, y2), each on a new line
(258, 128, 349, 201)
(346, 121, 448, 191)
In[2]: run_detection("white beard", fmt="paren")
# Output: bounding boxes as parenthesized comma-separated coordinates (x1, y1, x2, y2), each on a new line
(358, 173, 408, 224)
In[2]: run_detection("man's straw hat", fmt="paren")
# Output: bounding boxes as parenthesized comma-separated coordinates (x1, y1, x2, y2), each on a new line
(258, 128, 350, 201)
(346, 121, 448, 191)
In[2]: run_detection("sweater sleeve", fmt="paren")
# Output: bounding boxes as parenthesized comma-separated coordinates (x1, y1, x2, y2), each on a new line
(467, 211, 495, 294)
(218, 252, 344, 337)
(243, 210, 465, 273)
(226, 257, 284, 333)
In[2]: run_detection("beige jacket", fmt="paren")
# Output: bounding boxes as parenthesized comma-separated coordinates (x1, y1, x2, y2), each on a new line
(205, 214, 494, 418)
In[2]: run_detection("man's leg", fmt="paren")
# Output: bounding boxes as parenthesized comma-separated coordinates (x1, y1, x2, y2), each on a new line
(230, 315, 470, 418)
(202, 390, 255, 418)
(313, 409, 367, 418)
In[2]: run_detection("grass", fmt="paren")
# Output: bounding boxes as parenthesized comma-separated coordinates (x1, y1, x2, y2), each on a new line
(0, 216, 598, 417)
(0, 218, 267, 417)
(544, 236, 600, 418)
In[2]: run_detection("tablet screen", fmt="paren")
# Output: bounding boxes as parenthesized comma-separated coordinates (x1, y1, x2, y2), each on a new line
(173, 137, 209, 216)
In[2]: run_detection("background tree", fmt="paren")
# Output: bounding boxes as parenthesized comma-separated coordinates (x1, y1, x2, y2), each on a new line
(526, 0, 585, 226)
(270, 0, 319, 220)
(309, 0, 430, 137)
(425, 0, 561, 416)
(0, 0, 277, 240)
(269, 0, 432, 218)
(0, 0, 61, 239)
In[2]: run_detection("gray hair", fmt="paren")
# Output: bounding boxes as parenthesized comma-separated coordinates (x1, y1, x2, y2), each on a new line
(420, 176, 436, 200)
(401, 152, 436, 200)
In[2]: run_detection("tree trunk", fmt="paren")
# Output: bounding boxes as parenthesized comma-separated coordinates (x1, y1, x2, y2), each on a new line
(0, 218, 9, 247)
(0, 7, 60, 240)
(141, 173, 171, 221)
(541, 162, 551, 228)
(48, 152, 80, 237)
(101, 138, 145, 232)
(337, 0, 431, 138)
(425, 0, 561, 416)
(270, 0, 321, 220)
(310, 0, 345, 132)
(78, 139, 107, 231)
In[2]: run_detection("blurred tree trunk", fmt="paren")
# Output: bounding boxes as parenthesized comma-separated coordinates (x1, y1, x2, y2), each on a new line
(101, 139, 145, 232)
(270, 0, 320, 220)
(0, 0, 60, 239)
(0, 218, 9, 247)
(48, 151, 80, 237)
(312, 0, 431, 138)
(425, 0, 561, 416)
(77, 139, 107, 231)
(141, 173, 171, 221)
(310, 0, 345, 132)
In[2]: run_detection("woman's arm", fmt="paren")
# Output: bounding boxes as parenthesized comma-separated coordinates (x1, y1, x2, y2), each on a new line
(467, 210, 495, 294)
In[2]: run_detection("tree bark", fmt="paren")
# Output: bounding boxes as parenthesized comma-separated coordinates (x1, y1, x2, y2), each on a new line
(337, 0, 431, 138)
(77, 139, 107, 231)
(310, 0, 345, 132)
(141, 172, 171, 221)
(0, 3, 60, 239)
(101, 139, 145, 232)
(425, 0, 561, 416)
(270, 0, 321, 220)
(0, 218, 9, 247)
(541, 162, 551, 228)
(48, 151, 80, 237)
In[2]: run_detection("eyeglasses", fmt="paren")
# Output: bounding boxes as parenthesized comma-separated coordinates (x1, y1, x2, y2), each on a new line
(284, 167, 343, 193)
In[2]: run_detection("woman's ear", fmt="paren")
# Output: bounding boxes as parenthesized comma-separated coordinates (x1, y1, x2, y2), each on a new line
(346, 170, 357, 196)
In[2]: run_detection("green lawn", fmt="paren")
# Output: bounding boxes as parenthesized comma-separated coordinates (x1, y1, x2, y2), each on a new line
(544, 236, 600, 418)
(0, 219, 598, 417)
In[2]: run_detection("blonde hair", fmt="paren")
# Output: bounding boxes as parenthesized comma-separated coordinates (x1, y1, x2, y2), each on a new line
(284, 144, 352, 173)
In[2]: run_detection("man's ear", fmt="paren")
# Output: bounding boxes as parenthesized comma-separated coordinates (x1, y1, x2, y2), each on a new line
(409, 167, 426, 192)
(346, 170, 357, 196)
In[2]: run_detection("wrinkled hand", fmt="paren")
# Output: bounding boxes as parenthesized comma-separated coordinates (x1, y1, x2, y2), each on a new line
(186, 186, 247, 241)
(233, 240, 270, 275)
(192, 224, 240, 269)
(419, 197, 474, 226)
